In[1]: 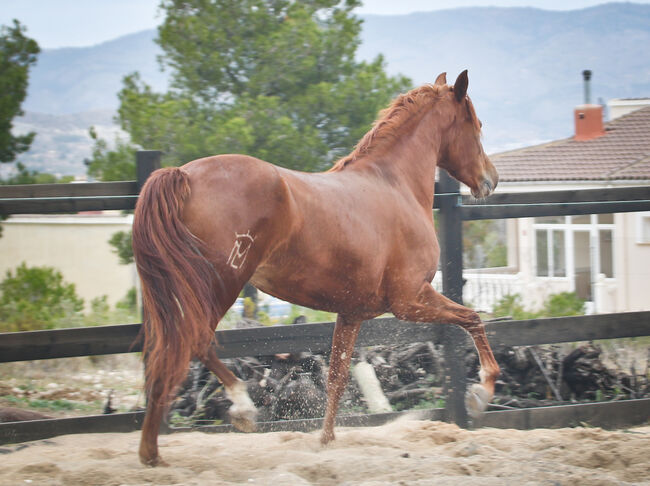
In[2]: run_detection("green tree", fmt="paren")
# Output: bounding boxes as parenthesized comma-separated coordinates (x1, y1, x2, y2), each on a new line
(84, 127, 137, 181)
(0, 20, 40, 164)
(0, 162, 74, 185)
(0, 263, 84, 332)
(87, 0, 411, 175)
(108, 230, 134, 265)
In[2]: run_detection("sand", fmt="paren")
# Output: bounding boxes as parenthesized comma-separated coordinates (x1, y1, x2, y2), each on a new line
(1, 419, 649, 486)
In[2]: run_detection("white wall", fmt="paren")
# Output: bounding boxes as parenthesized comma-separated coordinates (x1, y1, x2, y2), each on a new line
(0, 213, 136, 310)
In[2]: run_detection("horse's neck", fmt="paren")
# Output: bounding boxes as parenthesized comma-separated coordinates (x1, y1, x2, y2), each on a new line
(356, 125, 441, 210)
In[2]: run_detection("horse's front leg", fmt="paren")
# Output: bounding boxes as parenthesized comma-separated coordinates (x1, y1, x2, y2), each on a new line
(321, 315, 363, 444)
(393, 283, 500, 418)
(199, 346, 258, 432)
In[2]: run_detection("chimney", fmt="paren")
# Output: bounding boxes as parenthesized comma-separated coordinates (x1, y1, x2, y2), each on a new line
(574, 70, 605, 141)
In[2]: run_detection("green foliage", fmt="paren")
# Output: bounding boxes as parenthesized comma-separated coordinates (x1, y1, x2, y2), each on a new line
(492, 294, 538, 320)
(463, 219, 508, 268)
(116, 287, 138, 313)
(541, 291, 586, 317)
(4, 395, 97, 412)
(84, 127, 137, 181)
(0, 263, 84, 332)
(108, 230, 134, 265)
(90, 0, 411, 175)
(0, 162, 74, 185)
(492, 292, 586, 320)
(284, 304, 336, 324)
(0, 20, 40, 163)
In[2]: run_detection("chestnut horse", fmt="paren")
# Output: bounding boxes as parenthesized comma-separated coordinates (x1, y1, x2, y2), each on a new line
(133, 71, 500, 466)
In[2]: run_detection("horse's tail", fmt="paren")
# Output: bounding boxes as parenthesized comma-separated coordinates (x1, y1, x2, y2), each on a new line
(132, 167, 222, 401)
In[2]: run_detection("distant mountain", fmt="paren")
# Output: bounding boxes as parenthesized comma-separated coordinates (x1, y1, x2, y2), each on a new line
(356, 3, 650, 153)
(24, 30, 168, 114)
(12, 3, 650, 176)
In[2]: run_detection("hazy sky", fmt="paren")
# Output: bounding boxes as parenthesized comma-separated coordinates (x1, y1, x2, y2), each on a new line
(1, 0, 648, 49)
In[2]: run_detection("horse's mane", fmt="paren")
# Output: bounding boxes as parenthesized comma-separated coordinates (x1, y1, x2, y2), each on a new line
(329, 84, 446, 172)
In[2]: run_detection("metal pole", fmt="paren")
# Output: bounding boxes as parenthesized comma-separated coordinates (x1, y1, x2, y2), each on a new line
(437, 169, 469, 427)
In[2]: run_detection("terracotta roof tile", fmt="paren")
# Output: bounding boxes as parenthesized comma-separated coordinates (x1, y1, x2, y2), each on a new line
(491, 106, 650, 182)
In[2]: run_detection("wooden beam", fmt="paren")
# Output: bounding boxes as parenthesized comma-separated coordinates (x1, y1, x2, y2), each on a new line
(0, 195, 138, 214)
(480, 398, 650, 430)
(0, 181, 138, 199)
(136, 151, 162, 191)
(2, 399, 648, 446)
(1, 312, 649, 363)
(463, 186, 650, 206)
(484, 311, 650, 347)
(0, 412, 144, 445)
(461, 200, 650, 220)
(437, 170, 470, 428)
(0, 324, 142, 362)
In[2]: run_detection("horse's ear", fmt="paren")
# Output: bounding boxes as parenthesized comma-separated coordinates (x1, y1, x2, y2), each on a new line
(434, 72, 447, 86)
(453, 70, 468, 102)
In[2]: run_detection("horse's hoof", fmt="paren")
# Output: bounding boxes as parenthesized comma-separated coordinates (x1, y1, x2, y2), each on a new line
(320, 430, 335, 445)
(140, 454, 169, 468)
(465, 383, 490, 419)
(229, 405, 258, 433)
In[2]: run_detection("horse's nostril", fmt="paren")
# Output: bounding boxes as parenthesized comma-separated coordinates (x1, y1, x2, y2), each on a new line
(484, 179, 492, 192)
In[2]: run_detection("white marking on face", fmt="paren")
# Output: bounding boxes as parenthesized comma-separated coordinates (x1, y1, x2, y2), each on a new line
(226, 231, 255, 269)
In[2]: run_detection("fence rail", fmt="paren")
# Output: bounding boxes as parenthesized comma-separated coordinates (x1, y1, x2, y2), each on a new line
(1, 152, 649, 445)
(1, 312, 649, 364)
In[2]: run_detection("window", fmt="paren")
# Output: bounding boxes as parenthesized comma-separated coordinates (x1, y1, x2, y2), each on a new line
(598, 213, 614, 224)
(536, 229, 566, 277)
(571, 215, 591, 224)
(599, 230, 613, 278)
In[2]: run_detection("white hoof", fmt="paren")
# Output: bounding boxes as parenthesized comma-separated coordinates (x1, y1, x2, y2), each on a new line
(226, 381, 258, 432)
(465, 383, 490, 419)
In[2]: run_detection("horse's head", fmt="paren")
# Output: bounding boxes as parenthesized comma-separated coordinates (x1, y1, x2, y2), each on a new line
(436, 71, 498, 198)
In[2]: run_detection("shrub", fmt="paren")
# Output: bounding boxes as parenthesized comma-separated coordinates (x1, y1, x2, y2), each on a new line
(0, 263, 84, 332)
(492, 291, 585, 320)
(492, 294, 537, 320)
(541, 291, 586, 317)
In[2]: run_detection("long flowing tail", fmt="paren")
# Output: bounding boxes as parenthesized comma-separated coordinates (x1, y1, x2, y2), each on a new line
(132, 167, 222, 401)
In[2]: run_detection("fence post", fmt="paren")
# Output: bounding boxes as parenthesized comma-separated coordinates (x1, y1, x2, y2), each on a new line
(437, 169, 469, 428)
(134, 150, 161, 323)
(136, 151, 162, 192)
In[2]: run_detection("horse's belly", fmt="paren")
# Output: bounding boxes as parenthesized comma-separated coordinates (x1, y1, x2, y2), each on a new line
(251, 263, 386, 317)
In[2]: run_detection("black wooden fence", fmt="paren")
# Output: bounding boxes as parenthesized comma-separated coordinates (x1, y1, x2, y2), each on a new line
(1, 151, 650, 445)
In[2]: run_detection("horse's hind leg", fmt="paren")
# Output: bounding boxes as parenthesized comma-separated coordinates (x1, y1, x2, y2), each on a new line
(393, 283, 500, 418)
(139, 376, 169, 467)
(321, 315, 363, 444)
(199, 346, 258, 432)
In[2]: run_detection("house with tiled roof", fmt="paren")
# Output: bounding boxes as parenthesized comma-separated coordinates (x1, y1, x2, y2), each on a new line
(475, 99, 650, 314)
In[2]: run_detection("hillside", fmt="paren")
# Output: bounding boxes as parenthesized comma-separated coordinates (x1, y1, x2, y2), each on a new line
(11, 3, 650, 176)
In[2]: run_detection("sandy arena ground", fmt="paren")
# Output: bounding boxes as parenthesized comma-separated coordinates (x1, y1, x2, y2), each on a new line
(1, 419, 649, 486)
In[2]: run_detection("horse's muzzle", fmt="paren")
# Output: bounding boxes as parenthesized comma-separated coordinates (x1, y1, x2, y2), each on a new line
(471, 175, 498, 199)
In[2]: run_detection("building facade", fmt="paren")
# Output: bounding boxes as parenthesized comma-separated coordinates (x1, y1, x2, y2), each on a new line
(459, 100, 650, 314)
